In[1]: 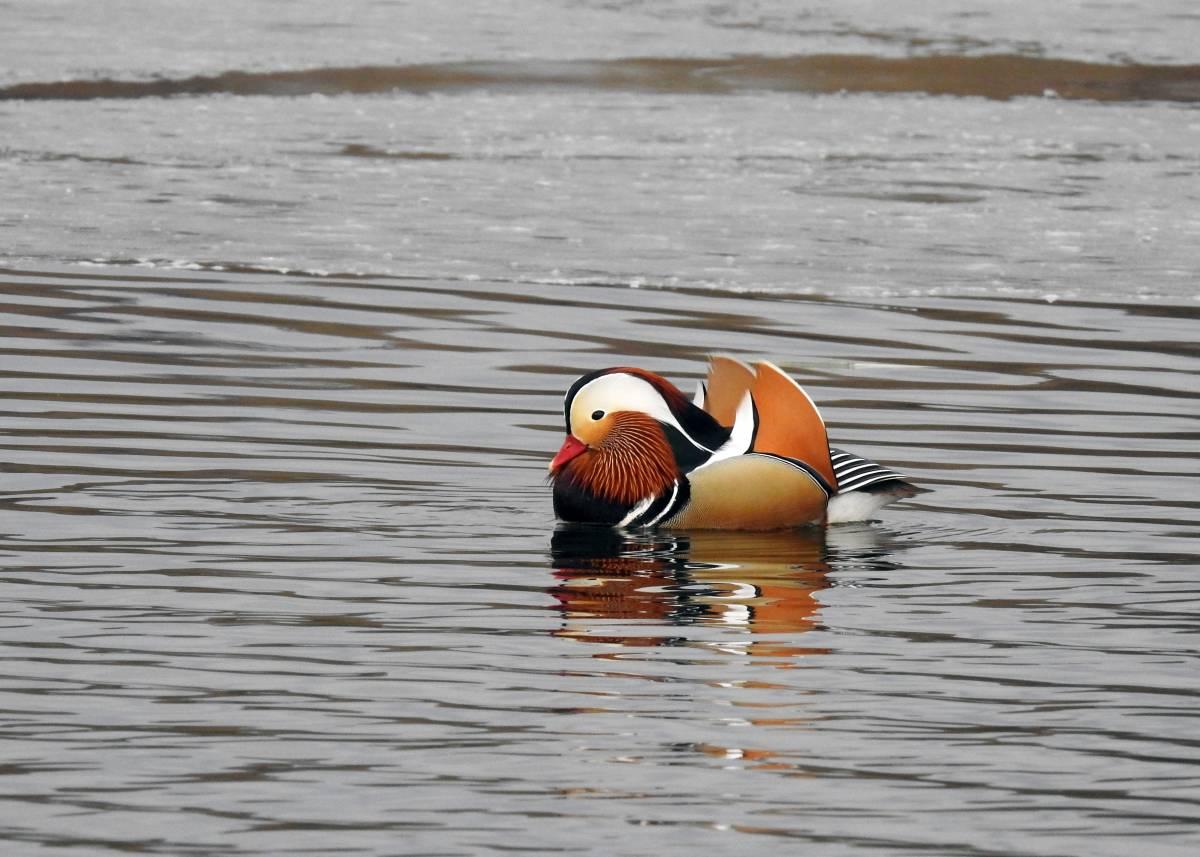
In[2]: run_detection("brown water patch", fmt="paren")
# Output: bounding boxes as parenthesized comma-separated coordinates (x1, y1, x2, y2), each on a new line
(3, 54, 1199, 102)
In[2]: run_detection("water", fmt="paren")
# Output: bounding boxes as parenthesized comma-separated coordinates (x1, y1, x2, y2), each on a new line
(2, 3, 1199, 856)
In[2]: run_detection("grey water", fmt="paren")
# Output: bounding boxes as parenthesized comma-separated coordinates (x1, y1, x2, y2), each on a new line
(2, 2, 1199, 856)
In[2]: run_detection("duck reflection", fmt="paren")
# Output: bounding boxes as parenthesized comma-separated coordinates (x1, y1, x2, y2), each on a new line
(549, 525, 840, 654)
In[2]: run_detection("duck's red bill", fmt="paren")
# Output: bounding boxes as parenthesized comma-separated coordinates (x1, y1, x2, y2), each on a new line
(549, 435, 587, 472)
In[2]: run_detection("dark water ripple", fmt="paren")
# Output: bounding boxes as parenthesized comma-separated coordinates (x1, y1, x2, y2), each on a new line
(1, 264, 1198, 855)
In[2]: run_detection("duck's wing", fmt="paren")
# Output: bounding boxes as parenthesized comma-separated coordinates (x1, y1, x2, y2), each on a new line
(748, 361, 837, 491)
(696, 355, 756, 427)
(829, 448, 907, 493)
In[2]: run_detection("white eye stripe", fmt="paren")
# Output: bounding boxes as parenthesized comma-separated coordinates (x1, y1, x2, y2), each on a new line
(569, 373, 713, 453)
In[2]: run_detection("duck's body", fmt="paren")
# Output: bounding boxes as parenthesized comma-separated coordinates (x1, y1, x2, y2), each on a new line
(549, 357, 919, 529)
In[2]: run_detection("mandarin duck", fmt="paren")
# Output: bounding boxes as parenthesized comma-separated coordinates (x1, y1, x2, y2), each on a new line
(548, 357, 920, 529)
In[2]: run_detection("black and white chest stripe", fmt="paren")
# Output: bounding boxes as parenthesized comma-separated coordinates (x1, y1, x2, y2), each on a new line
(617, 479, 692, 529)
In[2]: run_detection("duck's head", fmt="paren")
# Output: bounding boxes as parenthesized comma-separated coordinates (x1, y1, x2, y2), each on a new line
(549, 367, 729, 524)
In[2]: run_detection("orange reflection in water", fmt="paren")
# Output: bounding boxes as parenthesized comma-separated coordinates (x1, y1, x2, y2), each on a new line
(548, 526, 834, 657)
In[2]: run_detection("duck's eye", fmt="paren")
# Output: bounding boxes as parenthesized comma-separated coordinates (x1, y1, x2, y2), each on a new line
(591, 410, 605, 421)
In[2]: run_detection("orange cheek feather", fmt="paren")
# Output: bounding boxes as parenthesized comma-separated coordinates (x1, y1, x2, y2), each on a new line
(569, 413, 678, 505)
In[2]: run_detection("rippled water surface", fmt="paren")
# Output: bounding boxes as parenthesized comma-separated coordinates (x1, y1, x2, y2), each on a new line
(3, 3, 1200, 856)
